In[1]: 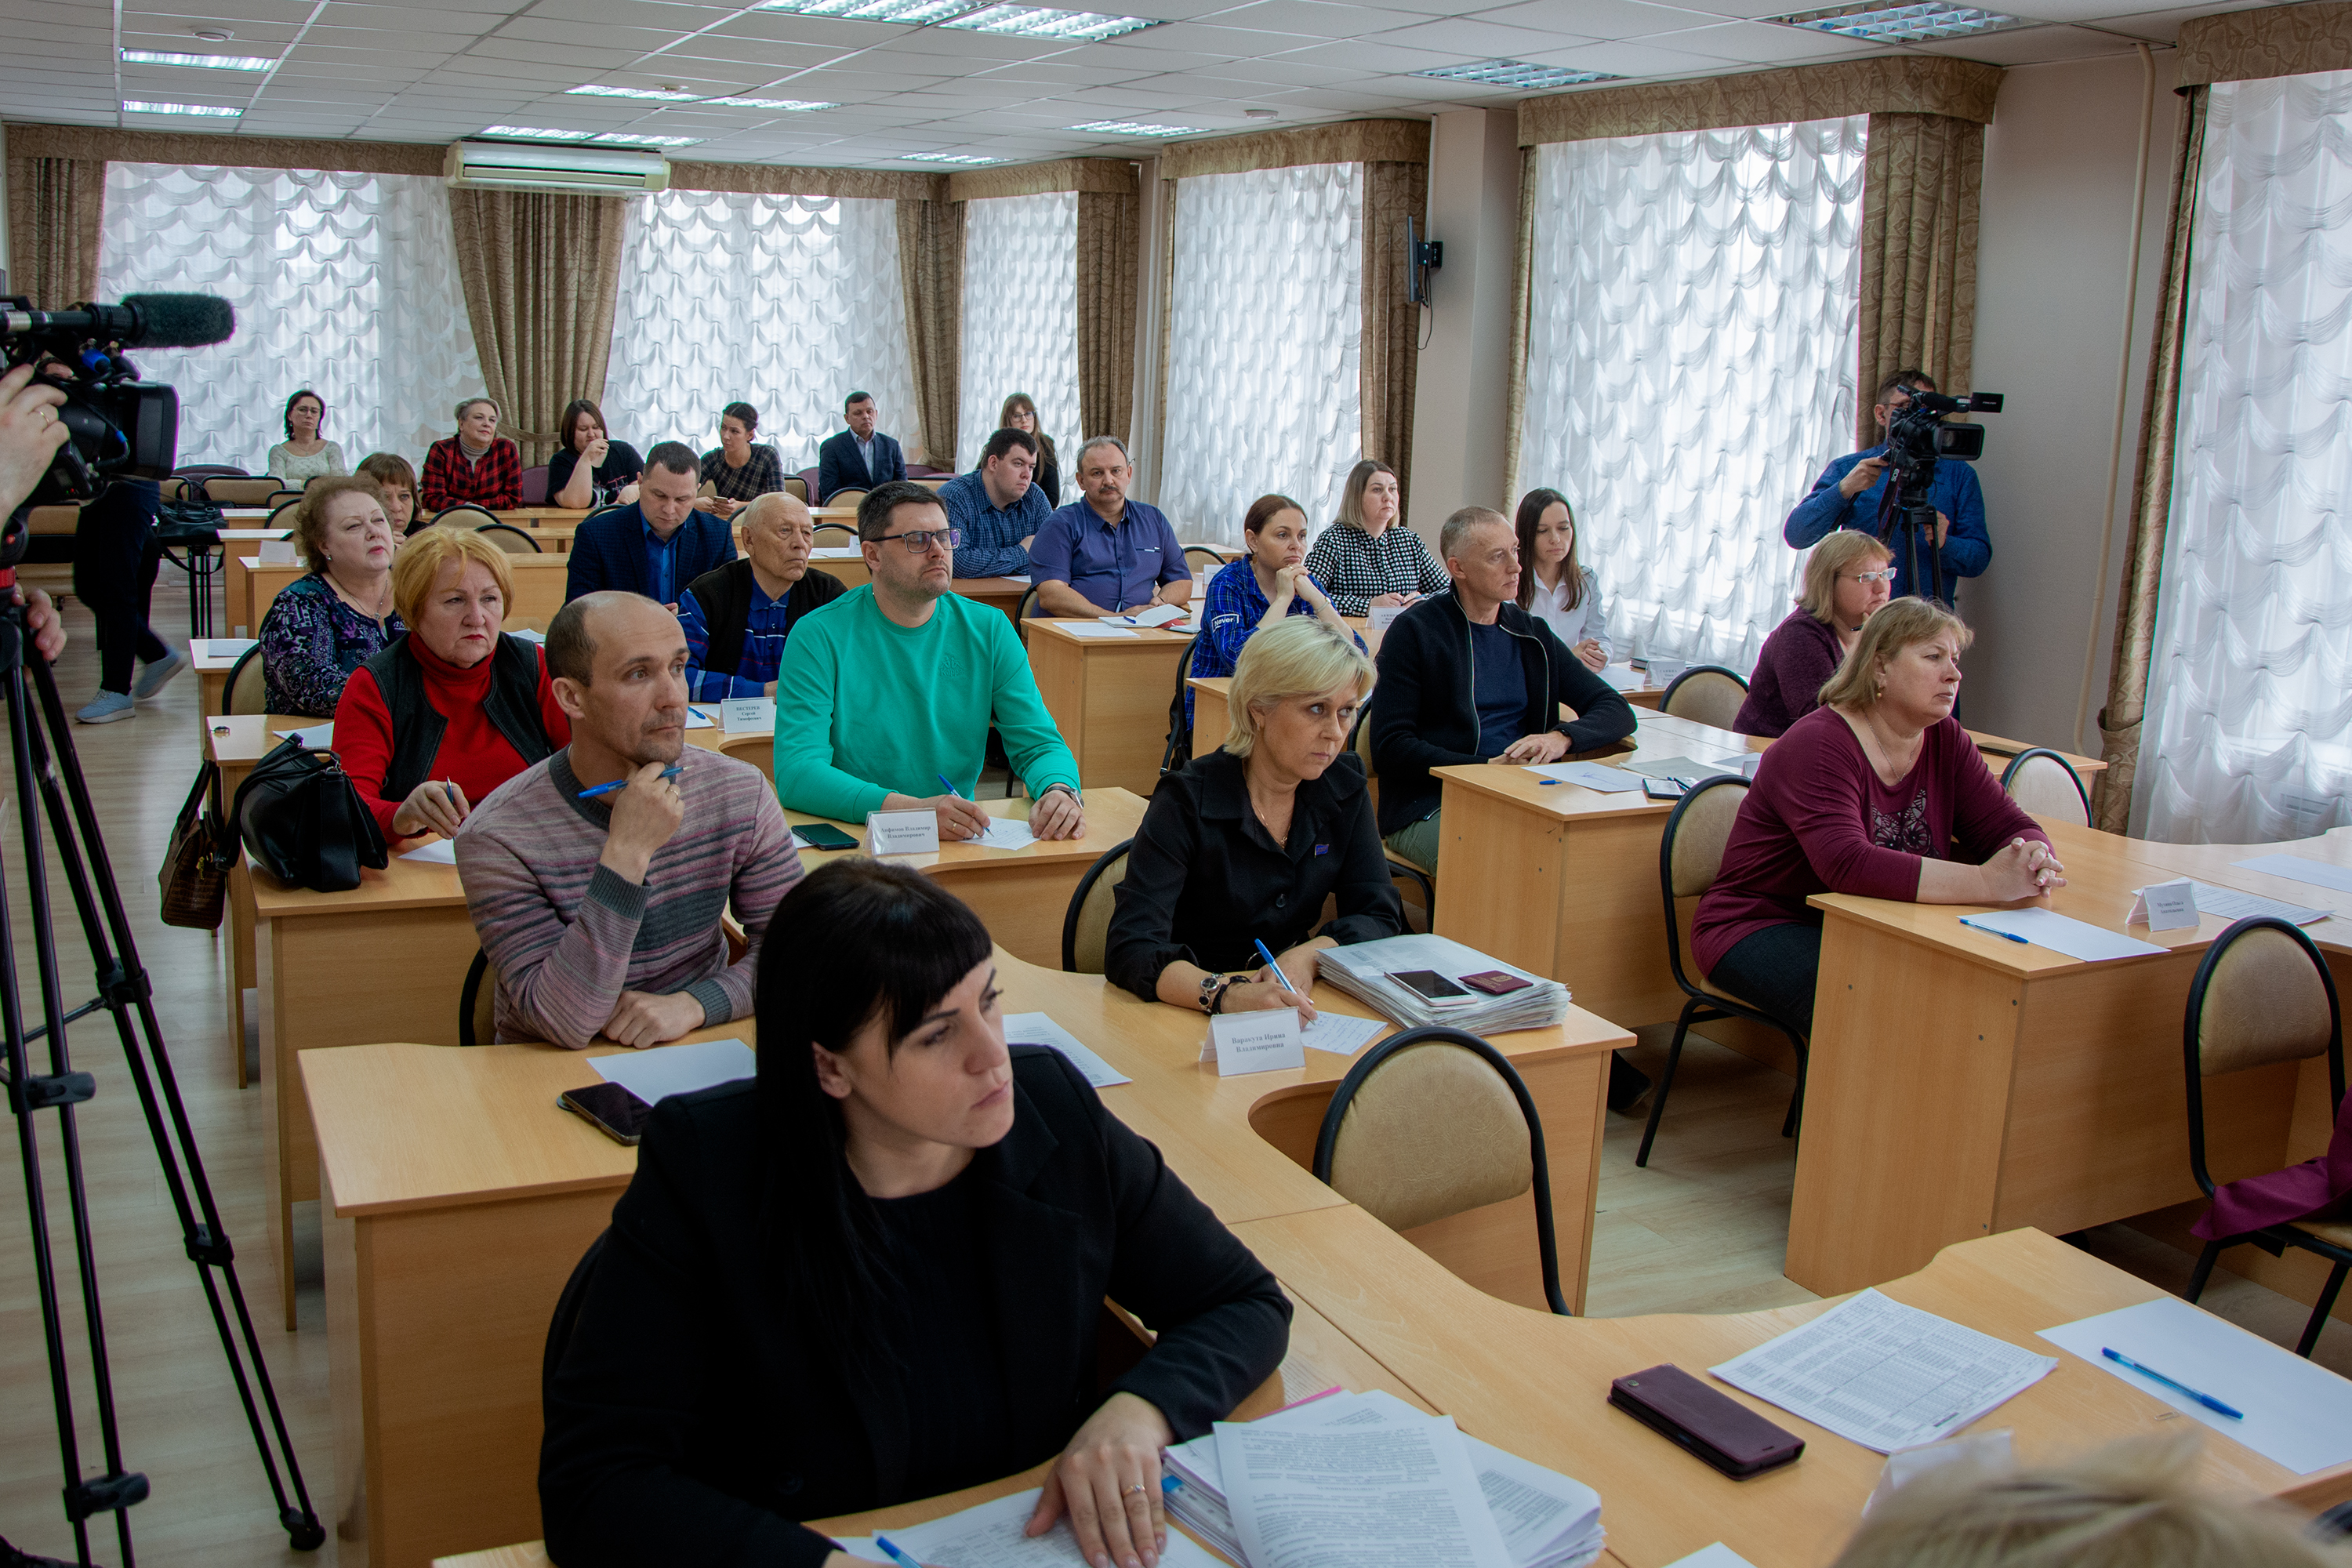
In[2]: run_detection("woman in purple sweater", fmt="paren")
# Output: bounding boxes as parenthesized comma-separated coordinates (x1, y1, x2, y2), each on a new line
(1691, 599, 2067, 1034)
(1735, 531, 1895, 737)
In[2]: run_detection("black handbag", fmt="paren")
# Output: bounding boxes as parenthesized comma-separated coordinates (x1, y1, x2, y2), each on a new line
(229, 738, 388, 892)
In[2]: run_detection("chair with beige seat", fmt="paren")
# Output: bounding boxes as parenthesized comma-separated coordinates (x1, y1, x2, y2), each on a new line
(1061, 839, 1137, 974)
(2000, 746, 2089, 826)
(2182, 915, 2350, 1358)
(224, 644, 267, 715)
(1312, 1026, 1571, 1315)
(1659, 664, 1749, 729)
(1639, 772, 1809, 1167)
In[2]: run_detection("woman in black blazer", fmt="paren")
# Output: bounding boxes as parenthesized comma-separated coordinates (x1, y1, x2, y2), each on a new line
(539, 859, 1291, 1568)
(1106, 618, 1403, 1018)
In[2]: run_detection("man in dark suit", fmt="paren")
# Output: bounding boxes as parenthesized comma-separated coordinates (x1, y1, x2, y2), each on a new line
(814, 390, 906, 503)
(564, 441, 735, 611)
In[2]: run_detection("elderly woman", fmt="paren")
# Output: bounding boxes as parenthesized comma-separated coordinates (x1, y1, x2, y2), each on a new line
(548, 397, 644, 512)
(356, 451, 419, 535)
(266, 389, 346, 486)
(1692, 599, 2066, 1036)
(332, 527, 569, 841)
(1109, 617, 1403, 1018)
(420, 396, 521, 513)
(1515, 488, 1608, 672)
(1302, 458, 1448, 617)
(1736, 531, 1896, 738)
(698, 401, 783, 517)
(258, 474, 405, 717)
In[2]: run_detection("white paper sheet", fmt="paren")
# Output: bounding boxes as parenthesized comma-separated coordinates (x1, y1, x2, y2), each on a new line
(1301, 1012, 1387, 1055)
(1053, 622, 1142, 639)
(1523, 761, 1646, 793)
(1003, 1011, 1131, 1088)
(588, 1036, 756, 1105)
(399, 838, 458, 865)
(1104, 603, 1187, 628)
(1662, 1547, 1759, 1568)
(971, 816, 1037, 851)
(1596, 664, 1646, 692)
(506, 626, 546, 644)
(1623, 754, 1746, 782)
(194, 637, 258, 658)
(274, 722, 333, 748)
(1958, 908, 2167, 961)
(1218, 1413, 1515, 1568)
(2038, 1296, 2352, 1474)
(681, 706, 717, 729)
(884, 1486, 1221, 1567)
(1711, 1289, 2057, 1454)
(2232, 853, 2352, 899)
(2136, 879, 2332, 928)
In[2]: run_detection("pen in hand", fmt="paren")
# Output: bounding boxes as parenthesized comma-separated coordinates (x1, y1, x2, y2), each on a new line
(1254, 938, 1299, 996)
(576, 764, 683, 800)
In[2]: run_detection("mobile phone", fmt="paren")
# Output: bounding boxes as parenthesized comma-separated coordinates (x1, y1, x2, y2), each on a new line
(1388, 968, 1473, 1004)
(1459, 969, 1533, 996)
(558, 1082, 652, 1146)
(795, 823, 859, 851)
(1643, 777, 1688, 800)
(1609, 1364, 1804, 1479)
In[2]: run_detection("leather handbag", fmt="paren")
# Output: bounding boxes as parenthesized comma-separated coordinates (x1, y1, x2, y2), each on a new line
(230, 738, 388, 893)
(158, 761, 231, 929)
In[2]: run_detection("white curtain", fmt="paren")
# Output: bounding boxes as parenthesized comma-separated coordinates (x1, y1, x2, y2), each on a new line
(2135, 72, 2352, 843)
(957, 191, 1080, 473)
(601, 189, 917, 473)
(1519, 119, 1867, 670)
(1160, 163, 1362, 547)
(95, 163, 484, 470)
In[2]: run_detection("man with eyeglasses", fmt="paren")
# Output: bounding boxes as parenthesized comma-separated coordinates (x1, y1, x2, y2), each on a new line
(771, 480, 1086, 842)
(1784, 368, 1991, 610)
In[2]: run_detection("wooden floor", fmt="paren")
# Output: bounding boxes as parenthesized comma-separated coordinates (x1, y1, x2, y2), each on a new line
(0, 570, 2343, 1566)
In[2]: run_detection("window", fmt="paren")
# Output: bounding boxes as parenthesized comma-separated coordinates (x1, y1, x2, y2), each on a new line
(957, 191, 1080, 474)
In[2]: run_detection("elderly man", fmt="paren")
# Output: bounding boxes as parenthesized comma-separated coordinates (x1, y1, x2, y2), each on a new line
(678, 491, 844, 701)
(937, 426, 1049, 579)
(564, 441, 736, 612)
(1029, 436, 1192, 617)
(815, 390, 906, 503)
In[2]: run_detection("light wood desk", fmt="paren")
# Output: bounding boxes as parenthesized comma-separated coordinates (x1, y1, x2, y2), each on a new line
(1028, 618, 1197, 796)
(216, 531, 290, 638)
(239, 554, 571, 636)
(209, 713, 332, 1094)
(191, 637, 255, 738)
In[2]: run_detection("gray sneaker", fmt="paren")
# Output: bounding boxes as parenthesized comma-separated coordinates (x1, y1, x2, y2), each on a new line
(133, 650, 187, 699)
(75, 691, 134, 724)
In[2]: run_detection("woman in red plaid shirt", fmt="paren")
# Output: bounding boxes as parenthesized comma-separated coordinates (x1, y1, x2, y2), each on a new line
(421, 396, 522, 514)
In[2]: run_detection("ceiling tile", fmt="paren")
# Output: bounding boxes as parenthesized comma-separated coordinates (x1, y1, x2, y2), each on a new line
(1637, 18, 1883, 59)
(1212, 0, 1440, 36)
(1270, 36, 1483, 68)
(1907, 22, 2141, 60)
(1522, 34, 1750, 69)
(1463, 0, 1725, 38)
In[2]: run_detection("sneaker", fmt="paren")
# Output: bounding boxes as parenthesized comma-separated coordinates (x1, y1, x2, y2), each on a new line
(133, 649, 187, 699)
(75, 691, 134, 724)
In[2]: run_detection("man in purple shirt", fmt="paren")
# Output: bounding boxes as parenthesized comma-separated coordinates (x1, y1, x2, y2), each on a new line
(1029, 437, 1193, 616)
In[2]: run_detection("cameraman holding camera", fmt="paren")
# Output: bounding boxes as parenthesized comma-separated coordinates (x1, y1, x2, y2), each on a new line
(0, 363, 75, 667)
(1784, 368, 1990, 610)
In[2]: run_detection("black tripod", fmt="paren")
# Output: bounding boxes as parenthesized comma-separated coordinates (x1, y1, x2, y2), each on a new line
(0, 549, 322, 1566)
(1877, 474, 1949, 608)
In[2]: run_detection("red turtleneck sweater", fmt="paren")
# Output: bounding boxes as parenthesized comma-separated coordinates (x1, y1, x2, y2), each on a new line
(333, 638, 572, 838)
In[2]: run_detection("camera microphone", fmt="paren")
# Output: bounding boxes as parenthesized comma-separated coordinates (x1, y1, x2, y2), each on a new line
(2, 293, 235, 350)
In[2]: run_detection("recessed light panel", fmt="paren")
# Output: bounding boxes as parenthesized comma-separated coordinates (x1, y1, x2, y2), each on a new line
(706, 96, 840, 110)
(122, 100, 241, 116)
(1410, 60, 1620, 89)
(1766, 0, 2022, 40)
(1068, 119, 1204, 136)
(481, 125, 594, 141)
(757, 0, 982, 22)
(590, 132, 703, 147)
(941, 5, 1160, 40)
(120, 49, 275, 71)
(905, 151, 1000, 163)
(566, 84, 703, 100)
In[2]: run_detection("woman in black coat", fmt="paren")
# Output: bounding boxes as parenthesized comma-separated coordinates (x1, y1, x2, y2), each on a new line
(539, 859, 1291, 1568)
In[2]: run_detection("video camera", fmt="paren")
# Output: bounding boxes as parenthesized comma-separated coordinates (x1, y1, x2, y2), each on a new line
(2, 292, 234, 508)
(1882, 385, 2002, 492)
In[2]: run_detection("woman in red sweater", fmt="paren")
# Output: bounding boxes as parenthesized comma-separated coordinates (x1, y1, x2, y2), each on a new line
(333, 528, 569, 841)
(1691, 598, 2066, 1035)
(1734, 529, 1894, 737)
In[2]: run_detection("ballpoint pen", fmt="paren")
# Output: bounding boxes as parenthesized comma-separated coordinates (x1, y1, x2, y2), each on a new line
(576, 764, 683, 800)
(869, 1534, 926, 1568)
(938, 774, 964, 798)
(1960, 917, 2031, 945)
(2102, 1347, 2245, 1418)
(1254, 938, 1299, 996)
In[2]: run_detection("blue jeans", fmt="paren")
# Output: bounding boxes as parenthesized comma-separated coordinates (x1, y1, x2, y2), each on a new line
(1705, 921, 1821, 1038)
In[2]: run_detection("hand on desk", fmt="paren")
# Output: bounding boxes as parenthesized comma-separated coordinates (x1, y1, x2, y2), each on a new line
(1031, 787, 1086, 841)
(1028, 1390, 1173, 1568)
(1224, 964, 1319, 1022)
(391, 778, 470, 839)
(602, 988, 706, 1048)
(1368, 590, 1417, 610)
(888, 790, 991, 840)
(1494, 730, 1570, 765)
(1987, 837, 2067, 901)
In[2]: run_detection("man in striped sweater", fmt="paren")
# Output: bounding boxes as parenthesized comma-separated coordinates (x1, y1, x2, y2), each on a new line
(457, 591, 801, 1049)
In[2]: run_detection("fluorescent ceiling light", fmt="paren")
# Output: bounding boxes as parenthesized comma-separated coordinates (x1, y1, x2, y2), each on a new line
(1411, 60, 1619, 89)
(707, 96, 839, 110)
(567, 83, 702, 100)
(122, 100, 241, 116)
(590, 132, 703, 147)
(1766, 0, 2022, 39)
(481, 124, 594, 140)
(120, 49, 276, 70)
(1069, 118, 1203, 136)
(757, 0, 982, 21)
(941, 4, 1160, 40)
(905, 151, 999, 163)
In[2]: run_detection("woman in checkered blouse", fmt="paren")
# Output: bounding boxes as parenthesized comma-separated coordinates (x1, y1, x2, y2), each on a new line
(1301, 459, 1450, 617)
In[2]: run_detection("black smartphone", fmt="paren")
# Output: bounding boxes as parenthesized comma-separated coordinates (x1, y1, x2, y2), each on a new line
(1643, 777, 1688, 800)
(559, 1082, 652, 1146)
(795, 823, 859, 851)
(1388, 968, 1473, 1004)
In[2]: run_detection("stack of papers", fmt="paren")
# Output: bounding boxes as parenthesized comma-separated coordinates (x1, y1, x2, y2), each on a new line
(1624, 754, 1748, 782)
(1168, 1388, 1603, 1568)
(194, 637, 258, 659)
(1318, 933, 1568, 1032)
(834, 1488, 1222, 1566)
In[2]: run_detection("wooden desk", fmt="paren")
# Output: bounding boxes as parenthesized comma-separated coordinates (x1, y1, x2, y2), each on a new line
(241, 554, 570, 635)
(1028, 618, 1198, 795)
(191, 638, 255, 739)
(1633, 709, 2110, 783)
(209, 713, 331, 1092)
(808, 545, 870, 589)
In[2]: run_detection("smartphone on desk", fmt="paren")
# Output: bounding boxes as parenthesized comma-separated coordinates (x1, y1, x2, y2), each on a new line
(795, 823, 859, 851)
(559, 1082, 652, 1146)
(1643, 777, 1688, 800)
(1388, 969, 1475, 1005)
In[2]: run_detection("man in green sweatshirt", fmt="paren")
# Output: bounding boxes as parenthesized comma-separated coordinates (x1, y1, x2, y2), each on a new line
(772, 480, 1087, 841)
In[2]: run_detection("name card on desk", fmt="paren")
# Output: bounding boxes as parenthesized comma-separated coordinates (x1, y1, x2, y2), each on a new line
(2128, 878, 2200, 932)
(1367, 604, 1404, 632)
(866, 808, 940, 856)
(1202, 1009, 1305, 1077)
(258, 537, 299, 564)
(719, 697, 774, 732)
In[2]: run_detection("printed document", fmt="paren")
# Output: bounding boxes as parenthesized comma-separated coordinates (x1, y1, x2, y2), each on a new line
(1217, 1414, 1514, 1568)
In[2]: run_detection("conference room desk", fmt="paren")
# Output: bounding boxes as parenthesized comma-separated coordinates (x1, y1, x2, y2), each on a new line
(304, 953, 1624, 1566)
(1028, 617, 1198, 794)
(1634, 708, 2109, 782)
(209, 713, 332, 1098)
(191, 637, 255, 738)
(238, 553, 572, 635)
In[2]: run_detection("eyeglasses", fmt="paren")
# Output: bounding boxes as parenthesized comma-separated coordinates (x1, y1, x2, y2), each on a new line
(1849, 568, 1898, 585)
(877, 527, 962, 554)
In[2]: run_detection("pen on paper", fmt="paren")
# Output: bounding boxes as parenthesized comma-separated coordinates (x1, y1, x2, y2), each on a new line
(576, 764, 683, 800)
(1965, 920, 2031, 946)
(2102, 1348, 2245, 1418)
(869, 1534, 925, 1568)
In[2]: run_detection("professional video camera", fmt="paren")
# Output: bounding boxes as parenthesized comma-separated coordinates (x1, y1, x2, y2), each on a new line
(1, 292, 234, 510)
(1876, 385, 2002, 605)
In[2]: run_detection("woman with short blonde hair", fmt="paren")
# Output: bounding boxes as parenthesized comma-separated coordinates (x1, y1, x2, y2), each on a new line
(261, 474, 403, 717)
(1304, 458, 1447, 616)
(1107, 618, 1399, 1018)
(388, 525, 516, 629)
(1737, 531, 1896, 737)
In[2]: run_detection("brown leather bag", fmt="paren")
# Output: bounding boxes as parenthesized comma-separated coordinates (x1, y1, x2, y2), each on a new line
(158, 761, 230, 930)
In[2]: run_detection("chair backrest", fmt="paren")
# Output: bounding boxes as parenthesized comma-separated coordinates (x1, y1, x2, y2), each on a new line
(1657, 774, 1749, 992)
(1350, 706, 1375, 775)
(718, 732, 774, 784)
(542, 1229, 608, 1403)
(1015, 583, 1043, 644)
(477, 521, 543, 554)
(1660, 665, 1750, 729)
(459, 949, 499, 1048)
(583, 503, 630, 528)
(1386, 858, 1434, 935)
(1061, 839, 1135, 974)
(783, 475, 808, 503)
(1313, 1027, 1569, 1314)
(203, 475, 281, 506)
(1184, 545, 1229, 575)
(225, 644, 267, 716)
(812, 521, 858, 543)
(2183, 916, 2344, 1196)
(433, 503, 500, 532)
(519, 464, 550, 506)
(1161, 630, 1203, 777)
(2002, 748, 2089, 826)
(267, 496, 303, 530)
(829, 487, 869, 513)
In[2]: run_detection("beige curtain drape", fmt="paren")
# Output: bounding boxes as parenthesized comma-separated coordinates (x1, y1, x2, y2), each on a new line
(897, 196, 964, 469)
(446, 189, 629, 467)
(1076, 187, 1140, 443)
(5, 155, 106, 309)
(1502, 149, 1538, 505)
(1360, 160, 1427, 506)
(1855, 113, 1983, 445)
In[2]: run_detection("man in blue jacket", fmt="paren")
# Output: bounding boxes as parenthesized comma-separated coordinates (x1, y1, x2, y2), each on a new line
(1784, 368, 1991, 609)
(814, 390, 906, 503)
(564, 441, 735, 611)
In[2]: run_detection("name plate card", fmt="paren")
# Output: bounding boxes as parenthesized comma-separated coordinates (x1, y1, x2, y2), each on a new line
(719, 697, 775, 733)
(2129, 878, 2201, 932)
(866, 808, 941, 856)
(1203, 1009, 1305, 1078)
(1367, 604, 1404, 632)
(258, 538, 299, 564)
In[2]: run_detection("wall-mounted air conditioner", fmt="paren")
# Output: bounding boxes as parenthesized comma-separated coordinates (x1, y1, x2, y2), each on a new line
(445, 140, 670, 196)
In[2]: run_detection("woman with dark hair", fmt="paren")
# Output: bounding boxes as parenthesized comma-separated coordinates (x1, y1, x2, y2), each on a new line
(996, 392, 1060, 506)
(266, 388, 346, 486)
(1514, 488, 1607, 672)
(1186, 493, 1359, 716)
(356, 451, 419, 535)
(547, 397, 644, 510)
(539, 860, 1292, 1568)
(699, 401, 783, 517)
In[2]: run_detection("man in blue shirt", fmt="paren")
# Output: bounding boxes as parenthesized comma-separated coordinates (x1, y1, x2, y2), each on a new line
(1029, 436, 1192, 616)
(678, 492, 846, 700)
(1784, 369, 1991, 608)
(564, 441, 735, 610)
(938, 426, 1050, 579)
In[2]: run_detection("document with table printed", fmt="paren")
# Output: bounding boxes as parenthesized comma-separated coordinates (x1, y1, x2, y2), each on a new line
(1520, 761, 1646, 793)
(859, 1487, 1223, 1567)
(1711, 1289, 2057, 1454)
(2138, 880, 2333, 927)
(1002, 1012, 1130, 1087)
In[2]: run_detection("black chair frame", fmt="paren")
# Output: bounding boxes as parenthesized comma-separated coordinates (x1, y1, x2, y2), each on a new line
(1059, 837, 1138, 973)
(431, 503, 503, 529)
(1312, 1025, 1571, 1316)
(1183, 545, 1230, 575)
(475, 521, 543, 553)
(1160, 629, 1204, 779)
(2182, 915, 2351, 1357)
(1999, 746, 2090, 820)
(812, 521, 860, 543)
(153, 511, 223, 640)
(1639, 772, 1810, 1167)
(458, 949, 493, 1048)
(1658, 663, 1748, 711)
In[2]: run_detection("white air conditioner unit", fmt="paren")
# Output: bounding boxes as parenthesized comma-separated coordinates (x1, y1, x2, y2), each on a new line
(446, 140, 670, 195)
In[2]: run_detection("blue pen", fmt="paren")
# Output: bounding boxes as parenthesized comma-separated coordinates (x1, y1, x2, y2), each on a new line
(1162, 1473, 1182, 1497)
(1962, 917, 2031, 946)
(688, 706, 710, 724)
(938, 773, 964, 798)
(576, 764, 683, 800)
(1254, 938, 1299, 996)
(870, 1534, 924, 1568)
(2103, 1347, 2245, 1418)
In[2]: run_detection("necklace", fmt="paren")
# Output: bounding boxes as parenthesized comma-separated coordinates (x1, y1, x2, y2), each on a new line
(326, 568, 390, 621)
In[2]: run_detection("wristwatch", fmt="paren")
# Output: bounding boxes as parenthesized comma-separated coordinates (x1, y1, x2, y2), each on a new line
(1199, 973, 1237, 1014)
(1040, 782, 1082, 807)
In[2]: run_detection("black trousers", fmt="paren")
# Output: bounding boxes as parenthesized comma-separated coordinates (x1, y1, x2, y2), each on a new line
(73, 481, 169, 695)
(1706, 920, 1823, 1039)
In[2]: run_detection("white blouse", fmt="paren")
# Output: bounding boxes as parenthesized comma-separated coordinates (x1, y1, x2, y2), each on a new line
(267, 441, 347, 485)
(1528, 565, 1609, 655)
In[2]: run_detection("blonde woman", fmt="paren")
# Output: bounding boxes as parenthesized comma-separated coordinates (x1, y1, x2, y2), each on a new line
(1690, 599, 2064, 1035)
(1106, 618, 1403, 1018)
(1736, 531, 1896, 737)
(1303, 458, 1446, 616)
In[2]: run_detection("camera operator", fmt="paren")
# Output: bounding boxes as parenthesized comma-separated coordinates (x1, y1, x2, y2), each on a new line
(0, 363, 74, 667)
(1784, 368, 1990, 610)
